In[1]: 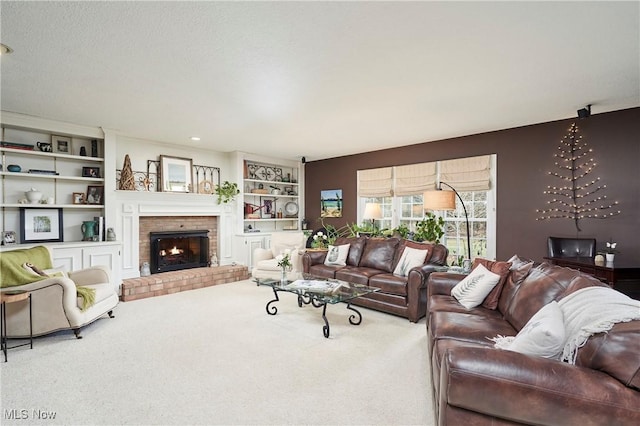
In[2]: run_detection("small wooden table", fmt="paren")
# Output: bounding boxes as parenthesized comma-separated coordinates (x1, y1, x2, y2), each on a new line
(1, 290, 33, 362)
(544, 256, 640, 288)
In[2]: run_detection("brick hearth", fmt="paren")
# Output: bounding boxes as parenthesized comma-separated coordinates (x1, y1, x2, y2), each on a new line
(121, 265, 250, 301)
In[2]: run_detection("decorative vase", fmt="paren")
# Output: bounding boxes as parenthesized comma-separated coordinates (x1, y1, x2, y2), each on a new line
(106, 228, 116, 241)
(281, 269, 287, 283)
(81, 220, 97, 241)
(606, 253, 615, 262)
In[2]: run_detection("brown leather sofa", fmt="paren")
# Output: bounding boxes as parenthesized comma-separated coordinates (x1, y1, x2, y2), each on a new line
(427, 260, 640, 425)
(302, 236, 448, 322)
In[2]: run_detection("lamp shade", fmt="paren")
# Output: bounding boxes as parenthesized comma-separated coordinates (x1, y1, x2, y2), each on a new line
(363, 202, 383, 220)
(423, 190, 456, 211)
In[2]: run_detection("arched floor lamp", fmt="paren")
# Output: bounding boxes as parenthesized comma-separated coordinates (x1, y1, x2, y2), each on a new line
(423, 182, 471, 261)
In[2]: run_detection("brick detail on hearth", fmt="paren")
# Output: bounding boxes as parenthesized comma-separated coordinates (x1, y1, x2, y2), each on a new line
(120, 265, 249, 301)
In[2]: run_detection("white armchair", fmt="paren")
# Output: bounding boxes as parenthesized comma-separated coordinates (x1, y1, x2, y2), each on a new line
(251, 232, 307, 280)
(0, 245, 119, 339)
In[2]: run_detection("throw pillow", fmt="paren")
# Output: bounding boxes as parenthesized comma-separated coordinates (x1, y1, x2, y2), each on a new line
(324, 244, 350, 266)
(472, 258, 512, 310)
(491, 301, 565, 359)
(451, 263, 501, 309)
(393, 247, 428, 277)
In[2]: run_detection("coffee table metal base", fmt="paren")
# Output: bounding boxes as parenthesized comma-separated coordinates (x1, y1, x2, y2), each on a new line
(266, 286, 363, 338)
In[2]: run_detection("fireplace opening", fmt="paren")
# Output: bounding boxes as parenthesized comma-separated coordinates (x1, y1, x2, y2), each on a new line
(150, 230, 210, 274)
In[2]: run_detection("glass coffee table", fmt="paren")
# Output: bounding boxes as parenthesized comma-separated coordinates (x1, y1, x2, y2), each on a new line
(255, 273, 379, 338)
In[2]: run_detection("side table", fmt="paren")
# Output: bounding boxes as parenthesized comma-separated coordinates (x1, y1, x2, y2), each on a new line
(1, 290, 33, 362)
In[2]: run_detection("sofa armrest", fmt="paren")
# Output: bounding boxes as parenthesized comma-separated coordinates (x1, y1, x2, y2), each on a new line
(3, 276, 81, 313)
(68, 265, 112, 286)
(405, 263, 444, 322)
(302, 251, 327, 272)
(439, 346, 640, 425)
(427, 272, 464, 298)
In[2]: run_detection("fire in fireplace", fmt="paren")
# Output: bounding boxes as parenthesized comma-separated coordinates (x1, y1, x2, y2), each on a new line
(150, 230, 210, 273)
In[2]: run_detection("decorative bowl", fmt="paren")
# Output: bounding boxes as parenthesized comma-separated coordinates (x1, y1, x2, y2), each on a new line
(7, 164, 21, 172)
(25, 188, 42, 204)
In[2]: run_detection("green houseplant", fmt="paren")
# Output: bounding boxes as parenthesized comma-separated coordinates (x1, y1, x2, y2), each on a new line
(413, 212, 445, 243)
(215, 181, 240, 204)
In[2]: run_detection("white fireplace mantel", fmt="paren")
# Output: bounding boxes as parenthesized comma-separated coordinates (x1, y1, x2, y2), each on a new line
(114, 191, 235, 279)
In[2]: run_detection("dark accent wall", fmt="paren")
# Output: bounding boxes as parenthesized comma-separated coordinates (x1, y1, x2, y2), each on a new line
(303, 107, 640, 263)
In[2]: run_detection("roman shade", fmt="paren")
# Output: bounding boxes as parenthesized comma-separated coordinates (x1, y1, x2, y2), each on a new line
(439, 155, 491, 191)
(358, 167, 393, 197)
(394, 162, 437, 196)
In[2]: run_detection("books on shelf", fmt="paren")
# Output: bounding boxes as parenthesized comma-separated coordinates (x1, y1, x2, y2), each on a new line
(28, 169, 59, 175)
(285, 279, 345, 295)
(1, 141, 35, 150)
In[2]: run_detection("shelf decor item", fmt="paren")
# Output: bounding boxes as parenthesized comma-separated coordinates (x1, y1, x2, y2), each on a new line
(20, 207, 63, 243)
(2, 231, 17, 245)
(82, 166, 100, 178)
(159, 155, 193, 192)
(24, 188, 43, 204)
(86, 185, 104, 204)
(73, 192, 85, 204)
(119, 154, 135, 190)
(51, 135, 71, 154)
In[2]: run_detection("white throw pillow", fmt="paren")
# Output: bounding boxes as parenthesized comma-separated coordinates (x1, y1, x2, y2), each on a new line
(324, 244, 350, 266)
(393, 247, 428, 277)
(451, 263, 501, 309)
(492, 301, 565, 359)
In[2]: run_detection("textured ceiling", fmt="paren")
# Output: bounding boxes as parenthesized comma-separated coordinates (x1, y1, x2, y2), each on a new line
(1, 1, 638, 162)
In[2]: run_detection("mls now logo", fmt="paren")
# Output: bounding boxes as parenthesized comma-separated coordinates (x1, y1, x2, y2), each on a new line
(4, 409, 57, 420)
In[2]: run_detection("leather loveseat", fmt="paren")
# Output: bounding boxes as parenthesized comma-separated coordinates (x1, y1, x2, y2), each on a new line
(426, 258, 640, 425)
(302, 236, 448, 322)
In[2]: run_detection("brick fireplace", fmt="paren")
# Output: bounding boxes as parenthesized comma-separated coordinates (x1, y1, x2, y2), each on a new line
(139, 216, 218, 268)
(121, 215, 249, 301)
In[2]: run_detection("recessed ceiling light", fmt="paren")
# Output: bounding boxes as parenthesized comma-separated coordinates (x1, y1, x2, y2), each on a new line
(190, 136, 201, 141)
(0, 44, 13, 55)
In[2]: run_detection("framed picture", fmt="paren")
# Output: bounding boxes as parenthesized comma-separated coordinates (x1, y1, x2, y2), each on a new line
(52, 135, 72, 154)
(2, 231, 17, 245)
(20, 208, 63, 243)
(261, 198, 274, 218)
(159, 155, 193, 192)
(321, 189, 343, 218)
(73, 192, 85, 204)
(82, 166, 101, 178)
(86, 186, 104, 204)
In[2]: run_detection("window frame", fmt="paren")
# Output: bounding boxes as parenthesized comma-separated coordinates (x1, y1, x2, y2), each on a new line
(358, 155, 496, 260)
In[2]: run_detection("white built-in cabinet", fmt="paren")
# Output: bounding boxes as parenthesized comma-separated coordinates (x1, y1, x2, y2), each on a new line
(0, 112, 121, 286)
(232, 152, 303, 269)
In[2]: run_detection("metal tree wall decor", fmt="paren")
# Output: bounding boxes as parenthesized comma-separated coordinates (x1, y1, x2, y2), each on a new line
(536, 123, 620, 232)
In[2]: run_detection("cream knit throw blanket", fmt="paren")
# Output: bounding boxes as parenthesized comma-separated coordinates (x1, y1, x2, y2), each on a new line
(558, 286, 640, 364)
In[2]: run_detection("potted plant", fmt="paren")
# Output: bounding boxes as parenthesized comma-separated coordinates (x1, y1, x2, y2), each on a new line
(214, 181, 240, 204)
(390, 223, 410, 239)
(412, 212, 445, 243)
(599, 239, 619, 262)
(277, 252, 292, 282)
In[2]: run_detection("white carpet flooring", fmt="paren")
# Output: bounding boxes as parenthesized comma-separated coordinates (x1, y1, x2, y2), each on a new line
(1, 279, 435, 425)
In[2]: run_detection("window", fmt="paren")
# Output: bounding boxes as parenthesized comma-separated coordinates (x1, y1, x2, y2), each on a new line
(358, 155, 496, 260)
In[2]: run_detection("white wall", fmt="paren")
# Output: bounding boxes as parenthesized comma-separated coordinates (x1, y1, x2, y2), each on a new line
(114, 135, 235, 184)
